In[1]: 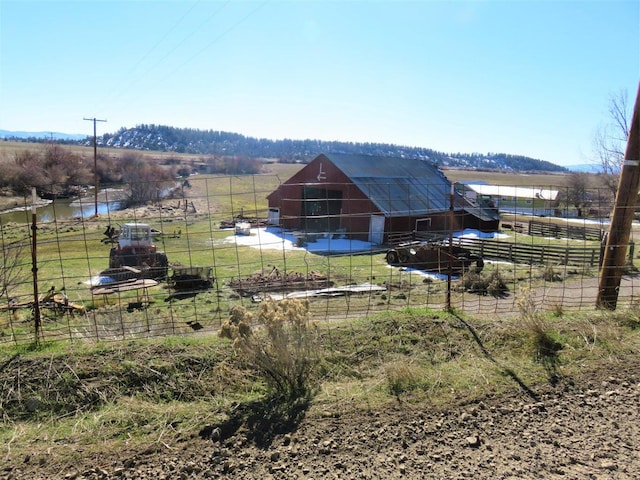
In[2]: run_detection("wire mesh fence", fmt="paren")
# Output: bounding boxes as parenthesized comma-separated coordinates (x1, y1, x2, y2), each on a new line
(1, 174, 638, 346)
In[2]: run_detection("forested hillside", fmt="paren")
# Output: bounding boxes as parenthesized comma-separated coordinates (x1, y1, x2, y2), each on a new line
(4, 124, 567, 172)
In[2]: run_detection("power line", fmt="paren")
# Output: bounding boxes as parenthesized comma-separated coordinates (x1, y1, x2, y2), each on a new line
(166, 1, 267, 84)
(95, 0, 229, 112)
(96, 1, 267, 116)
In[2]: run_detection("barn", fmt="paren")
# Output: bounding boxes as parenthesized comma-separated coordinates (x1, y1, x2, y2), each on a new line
(460, 183, 561, 217)
(266, 153, 500, 244)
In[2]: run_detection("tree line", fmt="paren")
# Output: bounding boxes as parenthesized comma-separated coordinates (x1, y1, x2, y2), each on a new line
(48, 124, 566, 173)
(0, 145, 95, 197)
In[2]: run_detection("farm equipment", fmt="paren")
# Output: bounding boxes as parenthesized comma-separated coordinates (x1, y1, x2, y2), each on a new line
(230, 267, 332, 297)
(169, 266, 215, 291)
(385, 241, 484, 274)
(2, 287, 86, 319)
(108, 223, 168, 280)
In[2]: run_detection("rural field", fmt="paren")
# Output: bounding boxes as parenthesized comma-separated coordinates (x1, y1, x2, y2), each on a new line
(1, 141, 639, 479)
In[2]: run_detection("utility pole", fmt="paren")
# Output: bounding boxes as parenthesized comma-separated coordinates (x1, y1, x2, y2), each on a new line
(596, 83, 640, 310)
(83, 117, 107, 217)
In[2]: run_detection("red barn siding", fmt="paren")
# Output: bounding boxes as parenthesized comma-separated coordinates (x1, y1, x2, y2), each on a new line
(268, 157, 382, 240)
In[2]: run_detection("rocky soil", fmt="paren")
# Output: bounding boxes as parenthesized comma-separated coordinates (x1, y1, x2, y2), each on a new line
(3, 357, 639, 480)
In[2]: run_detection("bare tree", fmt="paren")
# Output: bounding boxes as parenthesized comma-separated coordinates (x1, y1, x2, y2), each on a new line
(2, 147, 93, 196)
(0, 243, 27, 300)
(592, 89, 631, 195)
(564, 172, 592, 217)
(95, 152, 123, 184)
(120, 153, 175, 206)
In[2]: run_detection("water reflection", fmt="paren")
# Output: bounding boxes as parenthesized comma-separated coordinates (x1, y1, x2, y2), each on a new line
(0, 196, 124, 224)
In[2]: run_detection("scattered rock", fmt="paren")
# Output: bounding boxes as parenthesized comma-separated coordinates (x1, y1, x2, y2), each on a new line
(465, 435, 481, 448)
(7, 358, 640, 479)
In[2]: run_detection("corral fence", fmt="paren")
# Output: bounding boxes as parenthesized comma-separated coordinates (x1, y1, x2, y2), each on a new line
(453, 237, 603, 267)
(1, 175, 639, 346)
(507, 219, 606, 242)
(388, 230, 605, 267)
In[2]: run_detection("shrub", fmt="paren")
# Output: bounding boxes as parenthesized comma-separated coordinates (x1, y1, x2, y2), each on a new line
(5, 147, 93, 195)
(220, 305, 253, 339)
(460, 269, 509, 297)
(460, 271, 486, 294)
(543, 264, 562, 282)
(219, 299, 320, 401)
(516, 287, 562, 363)
(486, 270, 509, 297)
(0, 243, 27, 299)
(385, 361, 420, 399)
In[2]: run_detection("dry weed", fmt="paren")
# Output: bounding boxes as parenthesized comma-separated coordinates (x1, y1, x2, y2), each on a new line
(220, 298, 321, 401)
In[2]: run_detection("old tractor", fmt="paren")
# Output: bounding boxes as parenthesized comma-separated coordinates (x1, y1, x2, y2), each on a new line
(386, 241, 484, 275)
(108, 223, 168, 280)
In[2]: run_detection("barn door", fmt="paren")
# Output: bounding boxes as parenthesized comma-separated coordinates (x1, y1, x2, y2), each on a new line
(368, 215, 385, 244)
(267, 207, 280, 226)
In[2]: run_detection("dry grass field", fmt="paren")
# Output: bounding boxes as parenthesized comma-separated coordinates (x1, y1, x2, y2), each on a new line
(0, 140, 198, 164)
(2, 295, 639, 480)
(442, 166, 577, 188)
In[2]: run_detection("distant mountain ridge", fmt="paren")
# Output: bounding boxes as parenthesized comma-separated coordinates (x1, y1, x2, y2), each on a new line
(1, 124, 567, 172)
(0, 129, 86, 141)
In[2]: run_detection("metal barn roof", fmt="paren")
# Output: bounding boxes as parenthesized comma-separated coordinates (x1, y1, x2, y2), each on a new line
(321, 154, 498, 221)
(322, 153, 452, 216)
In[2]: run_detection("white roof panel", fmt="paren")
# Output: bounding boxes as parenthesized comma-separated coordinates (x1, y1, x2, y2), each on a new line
(464, 184, 559, 201)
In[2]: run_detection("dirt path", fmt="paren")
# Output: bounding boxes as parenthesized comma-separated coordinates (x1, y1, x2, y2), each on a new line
(456, 273, 640, 318)
(5, 357, 639, 480)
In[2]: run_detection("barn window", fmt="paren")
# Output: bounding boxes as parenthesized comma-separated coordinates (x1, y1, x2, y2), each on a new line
(415, 217, 432, 231)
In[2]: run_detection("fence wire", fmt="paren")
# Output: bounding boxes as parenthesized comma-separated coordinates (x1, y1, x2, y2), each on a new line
(0, 175, 638, 345)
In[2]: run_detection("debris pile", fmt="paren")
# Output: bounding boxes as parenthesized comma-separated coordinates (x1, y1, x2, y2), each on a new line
(229, 267, 332, 296)
(219, 214, 267, 230)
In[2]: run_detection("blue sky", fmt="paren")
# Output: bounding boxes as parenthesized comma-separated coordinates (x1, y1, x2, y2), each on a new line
(0, 0, 638, 166)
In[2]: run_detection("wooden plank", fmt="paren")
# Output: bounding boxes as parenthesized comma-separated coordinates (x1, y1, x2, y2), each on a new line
(91, 279, 159, 295)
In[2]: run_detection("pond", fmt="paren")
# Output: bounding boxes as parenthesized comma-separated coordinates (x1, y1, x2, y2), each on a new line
(0, 189, 125, 224)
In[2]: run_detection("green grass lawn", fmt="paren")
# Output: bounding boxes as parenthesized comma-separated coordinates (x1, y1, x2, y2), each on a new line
(0, 160, 629, 347)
